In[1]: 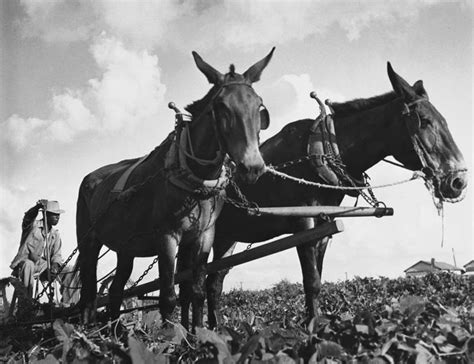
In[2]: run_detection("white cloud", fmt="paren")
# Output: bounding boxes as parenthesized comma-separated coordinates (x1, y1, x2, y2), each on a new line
(20, 0, 97, 43)
(88, 35, 165, 131)
(1, 35, 166, 150)
(260, 73, 345, 140)
(18, 0, 440, 50)
(2, 115, 49, 149)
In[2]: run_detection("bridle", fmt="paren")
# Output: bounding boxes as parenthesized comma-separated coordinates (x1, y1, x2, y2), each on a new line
(401, 98, 466, 204)
(175, 80, 264, 167)
(167, 80, 267, 195)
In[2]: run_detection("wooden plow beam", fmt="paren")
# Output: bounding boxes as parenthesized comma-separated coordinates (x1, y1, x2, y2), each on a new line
(96, 220, 344, 308)
(248, 205, 394, 218)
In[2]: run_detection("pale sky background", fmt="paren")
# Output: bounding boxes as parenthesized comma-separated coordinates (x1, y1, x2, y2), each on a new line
(0, 0, 472, 292)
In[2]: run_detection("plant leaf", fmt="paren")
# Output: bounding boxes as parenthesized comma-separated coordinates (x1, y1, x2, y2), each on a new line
(196, 327, 233, 363)
(128, 336, 157, 364)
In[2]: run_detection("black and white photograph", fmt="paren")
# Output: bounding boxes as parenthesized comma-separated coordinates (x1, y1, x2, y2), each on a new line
(0, 0, 472, 362)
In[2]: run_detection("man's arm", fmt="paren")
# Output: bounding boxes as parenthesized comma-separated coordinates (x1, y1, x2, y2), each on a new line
(11, 201, 45, 269)
(21, 200, 46, 234)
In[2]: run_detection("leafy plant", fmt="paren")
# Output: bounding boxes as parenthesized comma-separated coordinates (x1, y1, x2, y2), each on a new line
(0, 273, 472, 363)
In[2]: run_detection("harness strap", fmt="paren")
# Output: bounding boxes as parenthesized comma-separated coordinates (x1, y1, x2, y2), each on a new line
(111, 154, 150, 194)
(164, 114, 229, 196)
(307, 114, 342, 186)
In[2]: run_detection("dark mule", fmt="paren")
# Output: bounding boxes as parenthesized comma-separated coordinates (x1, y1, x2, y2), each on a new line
(76, 49, 274, 328)
(205, 62, 468, 327)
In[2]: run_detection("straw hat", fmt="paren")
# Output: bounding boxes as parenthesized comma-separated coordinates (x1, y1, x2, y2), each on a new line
(45, 200, 65, 214)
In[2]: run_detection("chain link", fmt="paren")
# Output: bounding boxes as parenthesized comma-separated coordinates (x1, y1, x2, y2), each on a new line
(223, 179, 260, 214)
(129, 257, 159, 290)
(266, 151, 387, 208)
(272, 152, 382, 207)
(36, 246, 79, 300)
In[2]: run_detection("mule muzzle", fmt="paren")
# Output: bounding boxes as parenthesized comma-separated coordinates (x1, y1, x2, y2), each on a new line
(235, 154, 266, 184)
(439, 169, 468, 200)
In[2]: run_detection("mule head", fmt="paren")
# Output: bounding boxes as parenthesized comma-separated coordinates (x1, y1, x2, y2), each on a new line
(192, 48, 274, 183)
(387, 62, 467, 201)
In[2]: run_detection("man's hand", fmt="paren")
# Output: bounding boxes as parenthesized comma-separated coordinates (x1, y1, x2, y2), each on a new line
(37, 199, 48, 209)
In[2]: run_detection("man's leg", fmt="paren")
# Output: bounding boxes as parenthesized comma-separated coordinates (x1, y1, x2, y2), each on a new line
(20, 260, 36, 297)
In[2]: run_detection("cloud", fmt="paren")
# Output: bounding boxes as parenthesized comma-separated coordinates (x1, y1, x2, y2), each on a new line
(20, 0, 98, 42)
(260, 73, 345, 140)
(88, 35, 165, 131)
(1, 34, 166, 150)
(18, 0, 441, 50)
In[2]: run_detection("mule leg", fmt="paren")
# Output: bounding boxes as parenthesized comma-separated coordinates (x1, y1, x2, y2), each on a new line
(108, 253, 134, 320)
(297, 217, 332, 321)
(191, 228, 215, 329)
(297, 242, 322, 320)
(78, 232, 102, 324)
(177, 246, 193, 330)
(157, 233, 179, 325)
(293, 217, 325, 321)
(315, 236, 330, 278)
(206, 238, 236, 329)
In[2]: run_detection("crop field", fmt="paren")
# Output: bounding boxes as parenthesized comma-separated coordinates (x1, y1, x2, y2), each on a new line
(0, 272, 472, 363)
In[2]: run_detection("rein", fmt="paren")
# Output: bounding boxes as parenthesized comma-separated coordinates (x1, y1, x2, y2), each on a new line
(265, 165, 424, 191)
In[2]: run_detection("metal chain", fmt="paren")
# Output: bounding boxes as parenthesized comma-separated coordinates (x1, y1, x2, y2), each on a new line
(273, 154, 328, 170)
(129, 257, 159, 290)
(273, 152, 380, 207)
(223, 179, 260, 214)
(268, 152, 381, 208)
(321, 155, 383, 208)
(36, 246, 79, 300)
(36, 246, 113, 299)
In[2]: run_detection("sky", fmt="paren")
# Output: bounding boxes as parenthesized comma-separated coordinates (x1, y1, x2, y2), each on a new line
(0, 0, 472, 292)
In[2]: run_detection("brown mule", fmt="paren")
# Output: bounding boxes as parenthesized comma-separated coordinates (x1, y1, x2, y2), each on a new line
(205, 62, 467, 327)
(75, 48, 275, 329)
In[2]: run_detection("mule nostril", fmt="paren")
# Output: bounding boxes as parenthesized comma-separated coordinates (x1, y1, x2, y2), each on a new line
(451, 177, 464, 190)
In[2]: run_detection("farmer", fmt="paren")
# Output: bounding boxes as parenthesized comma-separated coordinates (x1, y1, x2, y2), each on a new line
(10, 200, 68, 298)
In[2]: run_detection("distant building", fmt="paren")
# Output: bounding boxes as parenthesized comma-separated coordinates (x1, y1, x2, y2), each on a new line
(404, 258, 463, 277)
(463, 260, 474, 273)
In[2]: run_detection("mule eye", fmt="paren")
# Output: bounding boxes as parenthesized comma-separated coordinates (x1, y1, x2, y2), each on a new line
(420, 117, 433, 129)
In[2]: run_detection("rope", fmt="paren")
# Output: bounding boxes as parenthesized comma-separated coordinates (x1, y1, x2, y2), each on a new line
(265, 165, 425, 191)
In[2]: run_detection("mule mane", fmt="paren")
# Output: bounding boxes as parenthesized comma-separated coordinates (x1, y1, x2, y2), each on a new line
(185, 68, 246, 116)
(185, 85, 219, 116)
(331, 91, 398, 116)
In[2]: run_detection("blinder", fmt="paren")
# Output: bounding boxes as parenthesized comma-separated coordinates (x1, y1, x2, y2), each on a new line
(260, 105, 270, 130)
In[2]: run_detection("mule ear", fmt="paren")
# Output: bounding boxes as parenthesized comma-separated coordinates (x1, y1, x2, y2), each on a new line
(412, 80, 429, 100)
(243, 47, 275, 83)
(387, 62, 418, 101)
(192, 51, 224, 85)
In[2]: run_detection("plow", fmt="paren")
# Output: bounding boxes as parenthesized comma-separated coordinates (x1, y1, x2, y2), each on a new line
(0, 205, 392, 327)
